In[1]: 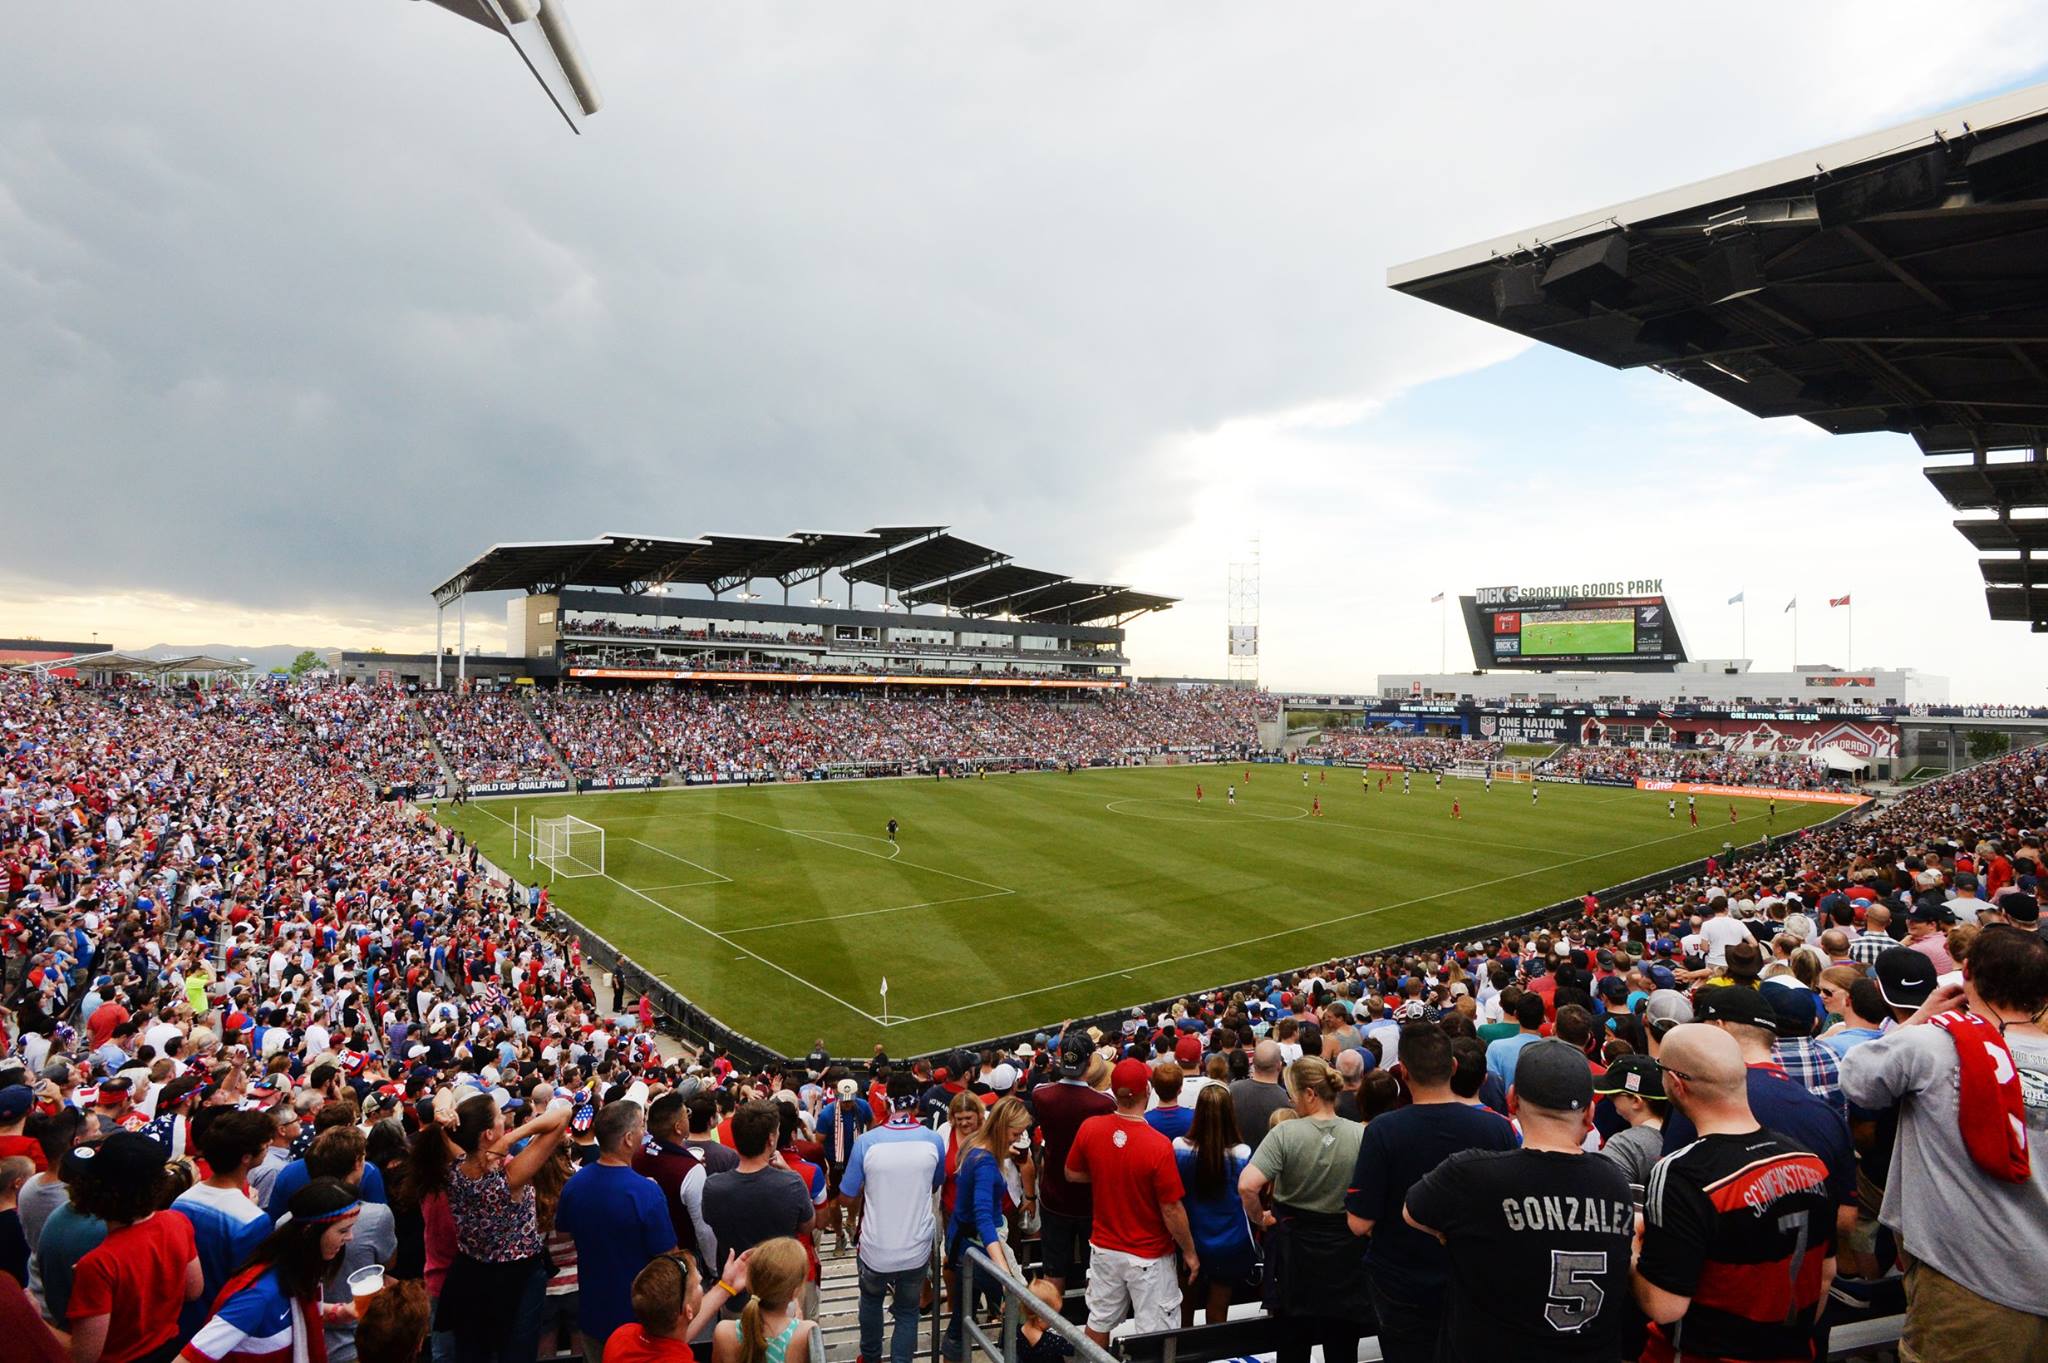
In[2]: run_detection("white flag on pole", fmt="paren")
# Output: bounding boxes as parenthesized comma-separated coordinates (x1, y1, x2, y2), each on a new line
(880, 977, 889, 998)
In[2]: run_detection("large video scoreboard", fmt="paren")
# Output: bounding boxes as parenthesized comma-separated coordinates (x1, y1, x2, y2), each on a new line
(1461, 579, 1686, 671)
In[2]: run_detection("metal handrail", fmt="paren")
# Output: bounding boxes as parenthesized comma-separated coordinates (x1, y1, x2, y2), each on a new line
(954, 1246, 1117, 1363)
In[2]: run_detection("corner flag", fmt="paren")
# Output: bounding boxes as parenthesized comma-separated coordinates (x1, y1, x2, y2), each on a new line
(1429, 592, 1445, 603)
(1784, 596, 1797, 613)
(1830, 593, 1851, 607)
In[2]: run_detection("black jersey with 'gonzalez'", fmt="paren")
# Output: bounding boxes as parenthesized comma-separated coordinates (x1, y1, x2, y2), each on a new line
(1404, 1146, 1636, 1363)
(1637, 1130, 1835, 1363)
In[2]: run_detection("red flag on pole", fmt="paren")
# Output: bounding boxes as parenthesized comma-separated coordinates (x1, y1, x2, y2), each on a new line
(1829, 593, 1851, 607)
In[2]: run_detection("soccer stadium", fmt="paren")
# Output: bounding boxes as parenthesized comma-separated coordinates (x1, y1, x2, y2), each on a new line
(7, 14, 2048, 1363)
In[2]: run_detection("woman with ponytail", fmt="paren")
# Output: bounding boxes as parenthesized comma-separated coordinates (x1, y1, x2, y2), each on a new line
(710, 1237, 811, 1363)
(179, 1178, 364, 1363)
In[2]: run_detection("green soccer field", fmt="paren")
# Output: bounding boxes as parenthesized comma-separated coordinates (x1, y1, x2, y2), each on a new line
(1521, 617, 1636, 656)
(434, 765, 1841, 1057)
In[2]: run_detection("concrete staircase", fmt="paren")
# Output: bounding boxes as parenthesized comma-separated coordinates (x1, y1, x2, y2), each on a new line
(814, 1240, 942, 1363)
(515, 691, 579, 787)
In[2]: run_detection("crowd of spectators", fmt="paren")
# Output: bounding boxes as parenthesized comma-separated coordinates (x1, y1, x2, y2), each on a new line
(278, 680, 443, 789)
(414, 692, 560, 785)
(1305, 733, 1505, 769)
(1538, 744, 1850, 790)
(8, 665, 2043, 1363)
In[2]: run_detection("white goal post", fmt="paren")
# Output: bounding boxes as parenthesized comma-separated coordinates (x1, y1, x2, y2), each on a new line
(531, 814, 606, 879)
(1448, 759, 1535, 783)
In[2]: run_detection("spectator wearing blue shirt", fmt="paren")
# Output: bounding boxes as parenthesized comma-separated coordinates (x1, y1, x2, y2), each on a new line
(555, 1101, 676, 1363)
(943, 1096, 1030, 1362)
(1143, 1064, 1194, 1141)
(1483, 992, 1548, 1091)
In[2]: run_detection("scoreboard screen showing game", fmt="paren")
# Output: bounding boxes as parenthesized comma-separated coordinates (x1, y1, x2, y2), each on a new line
(1461, 580, 1686, 670)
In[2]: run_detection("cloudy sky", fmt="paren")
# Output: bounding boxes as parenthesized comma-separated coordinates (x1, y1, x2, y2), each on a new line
(6, 4, 2046, 699)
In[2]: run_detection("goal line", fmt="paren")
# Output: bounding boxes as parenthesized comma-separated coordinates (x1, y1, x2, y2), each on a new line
(531, 814, 607, 879)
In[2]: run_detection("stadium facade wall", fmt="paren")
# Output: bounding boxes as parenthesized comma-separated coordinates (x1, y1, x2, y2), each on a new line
(1374, 665, 1945, 708)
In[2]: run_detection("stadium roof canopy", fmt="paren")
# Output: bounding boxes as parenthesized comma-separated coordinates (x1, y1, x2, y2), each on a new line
(1388, 81, 2048, 629)
(1021, 588, 1180, 625)
(4, 651, 251, 677)
(423, 0, 602, 134)
(431, 526, 1174, 622)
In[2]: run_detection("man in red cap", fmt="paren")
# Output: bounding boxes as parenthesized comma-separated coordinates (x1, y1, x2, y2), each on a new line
(1065, 1057, 1199, 1345)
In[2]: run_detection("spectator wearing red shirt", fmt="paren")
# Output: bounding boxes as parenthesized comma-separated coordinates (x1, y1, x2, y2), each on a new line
(1064, 1058, 1198, 1346)
(66, 1132, 203, 1363)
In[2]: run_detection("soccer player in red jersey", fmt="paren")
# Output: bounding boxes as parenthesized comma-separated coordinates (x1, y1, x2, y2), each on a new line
(1450, 800, 1461, 820)
(1195, 784, 1203, 802)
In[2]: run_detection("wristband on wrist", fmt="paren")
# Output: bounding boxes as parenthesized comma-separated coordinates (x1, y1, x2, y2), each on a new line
(716, 1279, 740, 1296)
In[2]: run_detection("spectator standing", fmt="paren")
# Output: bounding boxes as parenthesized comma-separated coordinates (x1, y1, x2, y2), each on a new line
(700, 1102, 815, 1270)
(840, 1073, 945, 1363)
(1224, 1042, 1290, 1150)
(1237, 1058, 1368, 1363)
(180, 1178, 364, 1363)
(437, 1093, 573, 1363)
(171, 1110, 275, 1341)
(709, 1238, 813, 1363)
(942, 1097, 1031, 1361)
(1591, 1055, 1667, 1201)
(816, 1080, 872, 1253)
(556, 1102, 677, 1363)
(65, 1131, 203, 1363)
(33, 1144, 108, 1325)
(308, 1128, 399, 1363)
(1483, 993, 1547, 1091)
(632, 1094, 718, 1260)
(1028, 1037, 1114, 1294)
(1403, 1040, 1635, 1362)
(1345, 1025, 1517, 1363)
(1172, 1087, 1254, 1327)
(1633, 1025, 1837, 1363)
(1839, 925, 2048, 1360)
(1063, 1058, 1198, 1346)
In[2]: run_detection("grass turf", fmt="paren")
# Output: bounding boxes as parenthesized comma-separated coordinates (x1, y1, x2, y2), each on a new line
(434, 763, 1840, 1056)
(1521, 617, 1636, 656)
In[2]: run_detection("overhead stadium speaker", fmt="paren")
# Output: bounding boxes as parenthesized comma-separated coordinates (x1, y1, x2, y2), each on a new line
(1696, 234, 1764, 305)
(1491, 263, 1547, 318)
(1965, 121, 2048, 203)
(1540, 234, 1631, 308)
(1814, 146, 1949, 227)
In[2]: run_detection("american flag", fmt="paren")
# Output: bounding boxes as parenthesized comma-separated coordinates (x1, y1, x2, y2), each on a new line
(1830, 593, 1851, 608)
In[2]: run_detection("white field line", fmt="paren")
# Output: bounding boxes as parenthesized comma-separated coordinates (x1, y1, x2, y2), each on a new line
(634, 880, 731, 892)
(890, 818, 1754, 1025)
(466, 801, 880, 1023)
(715, 811, 1013, 894)
(786, 828, 902, 859)
(628, 838, 734, 885)
(1103, 796, 1566, 855)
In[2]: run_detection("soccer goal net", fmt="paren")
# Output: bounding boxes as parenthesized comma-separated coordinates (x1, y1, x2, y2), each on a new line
(1449, 759, 1535, 782)
(531, 814, 605, 879)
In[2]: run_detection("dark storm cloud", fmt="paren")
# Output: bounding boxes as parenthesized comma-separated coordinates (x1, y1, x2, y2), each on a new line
(2, 4, 2040, 620)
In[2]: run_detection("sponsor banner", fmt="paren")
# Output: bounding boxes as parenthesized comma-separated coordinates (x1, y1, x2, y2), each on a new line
(566, 667, 1126, 689)
(1635, 780, 1867, 807)
(1537, 773, 1584, 784)
(580, 775, 661, 791)
(1582, 775, 1638, 789)
(463, 778, 571, 796)
(1806, 675, 1875, 688)
(1683, 717, 1898, 760)
(1477, 712, 1573, 743)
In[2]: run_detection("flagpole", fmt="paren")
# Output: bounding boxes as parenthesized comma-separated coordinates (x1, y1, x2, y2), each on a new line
(1792, 600, 1799, 669)
(1847, 598, 1853, 672)
(1439, 594, 1446, 673)
(1741, 596, 1747, 661)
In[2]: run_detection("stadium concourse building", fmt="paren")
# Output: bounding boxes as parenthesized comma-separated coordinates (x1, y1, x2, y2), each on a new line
(333, 525, 1177, 690)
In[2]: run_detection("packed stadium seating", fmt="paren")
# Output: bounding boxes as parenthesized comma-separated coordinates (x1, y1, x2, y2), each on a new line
(1306, 732, 1505, 768)
(1537, 744, 1848, 789)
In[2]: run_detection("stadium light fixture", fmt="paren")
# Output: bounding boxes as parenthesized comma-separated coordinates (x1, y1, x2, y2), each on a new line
(419, 0, 603, 134)
(735, 590, 761, 602)
(811, 596, 838, 608)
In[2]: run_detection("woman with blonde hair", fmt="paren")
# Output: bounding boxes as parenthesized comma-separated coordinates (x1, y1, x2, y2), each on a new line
(711, 1237, 812, 1363)
(941, 1095, 1031, 1360)
(1236, 1057, 1369, 1363)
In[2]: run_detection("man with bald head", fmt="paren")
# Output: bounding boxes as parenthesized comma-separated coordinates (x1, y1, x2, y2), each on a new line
(1227, 1039, 1290, 1134)
(1634, 1025, 1837, 1363)
(1848, 904, 1895, 966)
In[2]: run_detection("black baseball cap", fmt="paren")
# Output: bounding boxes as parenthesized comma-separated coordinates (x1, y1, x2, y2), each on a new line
(1512, 1040, 1593, 1113)
(1874, 946, 1937, 1010)
(1591, 1054, 1665, 1102)
(1994, 890, 2040, 925)
(1693, 986, 1779, 1034)
(75, 1131, 166, 1190)
(1057, 1035, 1092, 1076)
(1907, 900, 1953, 925)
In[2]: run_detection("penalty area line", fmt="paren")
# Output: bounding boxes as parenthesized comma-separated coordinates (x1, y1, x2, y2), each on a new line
(715, 810, 1011, 894)
(718, 885, 1015, 936)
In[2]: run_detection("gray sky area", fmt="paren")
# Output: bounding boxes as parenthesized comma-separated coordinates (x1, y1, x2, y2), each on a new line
(5, 4, 2045, 695)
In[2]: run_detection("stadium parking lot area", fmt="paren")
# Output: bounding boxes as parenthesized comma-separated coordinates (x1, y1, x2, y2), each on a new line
(436, 763, 1841, 1055)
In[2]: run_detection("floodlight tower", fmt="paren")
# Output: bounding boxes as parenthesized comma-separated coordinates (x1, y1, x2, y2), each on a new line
(1226, 540, 1260, 688)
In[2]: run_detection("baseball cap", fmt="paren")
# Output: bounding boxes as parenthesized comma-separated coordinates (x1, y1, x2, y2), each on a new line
(1995, 890, 2040, 924)
(77, 1131, 167, 1191)
(1693, 986, 1778, 1034)
(1511, 1041, 1593, 1113)
(835, 1078, 859, 1100)
(1642, 990, 1693, 1037)
(1058, 1035, 1092, 1076)
(1597, 976, 1629, 1004)
(1174, 1033, 1202, 1066)
(986, 1063, 1018, 1093)
(0, 1085, 31, 1121)
(1907, 900, 1953, 925)
(1765, 985, 1822, 1037)
(1109, 1058, 1152, 1099)
(1591, 1054, 1665, 1102)
(1874, 946, 1937, 1010)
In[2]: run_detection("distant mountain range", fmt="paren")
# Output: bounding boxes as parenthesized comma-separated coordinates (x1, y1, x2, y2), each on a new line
(139, 643, 332, 673)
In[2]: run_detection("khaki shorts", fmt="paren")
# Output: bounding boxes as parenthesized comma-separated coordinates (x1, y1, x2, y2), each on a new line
(1901, 1259, 2048, 1363)
(1084, 1246, 1180, 1336)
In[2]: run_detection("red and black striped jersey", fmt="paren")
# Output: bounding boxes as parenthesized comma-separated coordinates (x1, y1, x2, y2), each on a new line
(1638, 1129, 1835, 1363)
